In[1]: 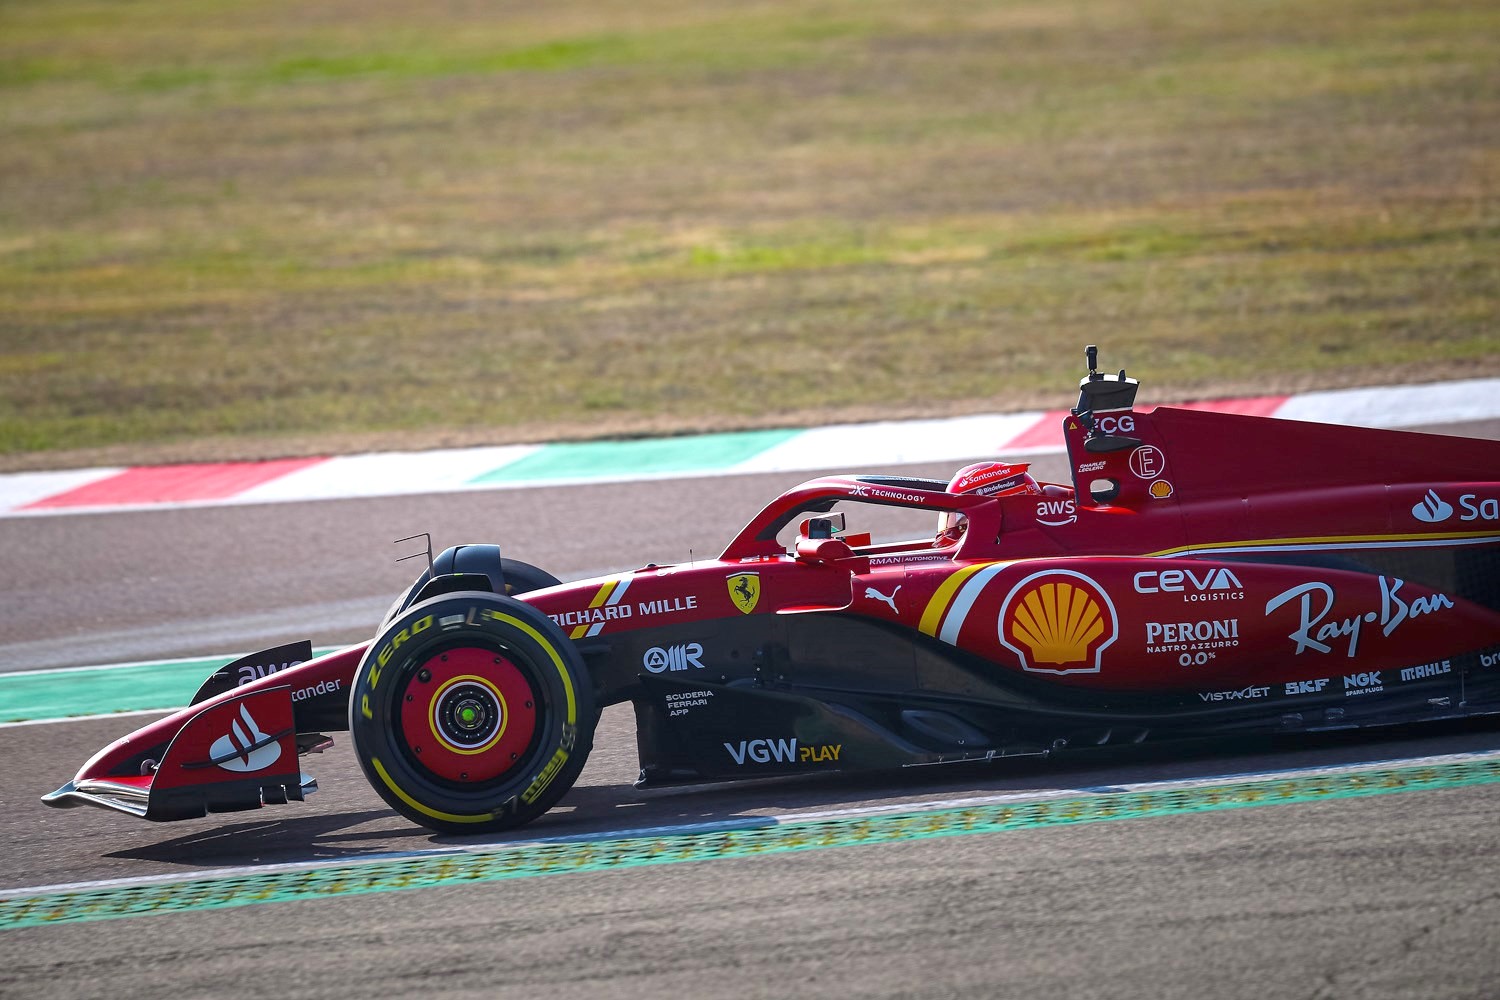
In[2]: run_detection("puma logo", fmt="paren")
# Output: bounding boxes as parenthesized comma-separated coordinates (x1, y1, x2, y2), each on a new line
(865, 584, 901, 613)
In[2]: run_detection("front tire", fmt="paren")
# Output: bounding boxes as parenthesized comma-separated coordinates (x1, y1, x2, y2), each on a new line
(350, 591, 595, 834)
(380, 551, 562, 630)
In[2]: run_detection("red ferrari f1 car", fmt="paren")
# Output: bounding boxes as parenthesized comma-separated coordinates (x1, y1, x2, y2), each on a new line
(43, 348, 1500, 833)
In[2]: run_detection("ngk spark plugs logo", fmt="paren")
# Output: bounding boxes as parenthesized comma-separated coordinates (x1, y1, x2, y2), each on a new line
(998, 570, 1117, 674)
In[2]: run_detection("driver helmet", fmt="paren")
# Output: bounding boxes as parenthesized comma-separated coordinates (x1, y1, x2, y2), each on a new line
(936, 461, 1041, 544)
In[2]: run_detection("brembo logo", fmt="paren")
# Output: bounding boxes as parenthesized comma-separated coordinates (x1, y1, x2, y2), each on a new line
(210, 705, 282, 773)
(1411, 490, 1454, 523)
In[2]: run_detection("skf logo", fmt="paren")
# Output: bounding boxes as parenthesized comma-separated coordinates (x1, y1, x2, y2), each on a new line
(1285, 678, 1331, 695)
(998, 569, 1118, 674)
(643, 643, 705, 673)
(1411, 490, 1453, 523)
(210, 705, 282, 773)
(727, 572, 761, 614)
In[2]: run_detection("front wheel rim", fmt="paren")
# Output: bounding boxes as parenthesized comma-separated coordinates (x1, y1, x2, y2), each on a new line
(396, 645, 540, 785)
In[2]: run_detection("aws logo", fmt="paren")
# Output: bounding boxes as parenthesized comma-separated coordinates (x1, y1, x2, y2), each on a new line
(998, 569, 1118, 674)
(1035, 499, 1077, 527)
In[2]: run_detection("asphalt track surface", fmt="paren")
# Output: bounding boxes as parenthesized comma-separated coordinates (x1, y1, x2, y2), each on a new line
(3, 421, 1499, 999)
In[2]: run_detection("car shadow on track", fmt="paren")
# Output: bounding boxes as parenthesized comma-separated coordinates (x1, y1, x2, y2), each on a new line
(104, 718, 1500, 869)
(436, 718, 1500, 847)
(105, 808, 420, 866)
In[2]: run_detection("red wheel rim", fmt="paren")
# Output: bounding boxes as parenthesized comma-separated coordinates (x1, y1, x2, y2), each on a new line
(398, 646, 539, 784)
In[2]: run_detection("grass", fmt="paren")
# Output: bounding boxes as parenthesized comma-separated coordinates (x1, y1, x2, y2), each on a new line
(0, 0, 1496, 469)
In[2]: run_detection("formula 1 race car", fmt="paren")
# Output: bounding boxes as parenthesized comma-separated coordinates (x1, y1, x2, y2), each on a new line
(43, 348, 1500, 834)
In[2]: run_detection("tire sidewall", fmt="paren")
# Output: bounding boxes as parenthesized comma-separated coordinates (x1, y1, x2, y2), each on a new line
(380, 555, 563, 630)
(350, 591, 594, 833)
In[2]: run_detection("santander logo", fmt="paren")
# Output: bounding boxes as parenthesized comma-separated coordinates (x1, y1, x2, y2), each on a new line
(1411, 490, 1454, 523)
(210, 704, 283, 773)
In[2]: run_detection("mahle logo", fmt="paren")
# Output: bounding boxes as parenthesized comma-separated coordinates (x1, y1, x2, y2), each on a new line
(1411, 489, 1453, 523)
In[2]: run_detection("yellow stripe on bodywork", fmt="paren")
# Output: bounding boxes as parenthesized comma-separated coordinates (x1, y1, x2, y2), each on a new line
(919, 563, 997, 637)
(569, 580, 618, 640)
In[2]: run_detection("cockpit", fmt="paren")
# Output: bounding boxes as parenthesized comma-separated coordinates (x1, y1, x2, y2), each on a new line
(721, 466, 1076, 568)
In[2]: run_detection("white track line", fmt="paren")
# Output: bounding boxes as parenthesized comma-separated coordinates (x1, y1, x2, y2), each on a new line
(10, 746, 1500, 900)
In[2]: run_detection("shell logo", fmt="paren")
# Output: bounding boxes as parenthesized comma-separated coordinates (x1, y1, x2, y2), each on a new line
(998, 569, 1118, 674)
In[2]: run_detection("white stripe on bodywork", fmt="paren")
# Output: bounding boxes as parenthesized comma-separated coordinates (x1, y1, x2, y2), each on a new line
(938, 562, 1012, 645)
(586, 577, 632, 637)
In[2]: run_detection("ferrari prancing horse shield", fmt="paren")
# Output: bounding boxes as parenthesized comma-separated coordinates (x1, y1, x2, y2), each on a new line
(727, 572, 761, 614)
